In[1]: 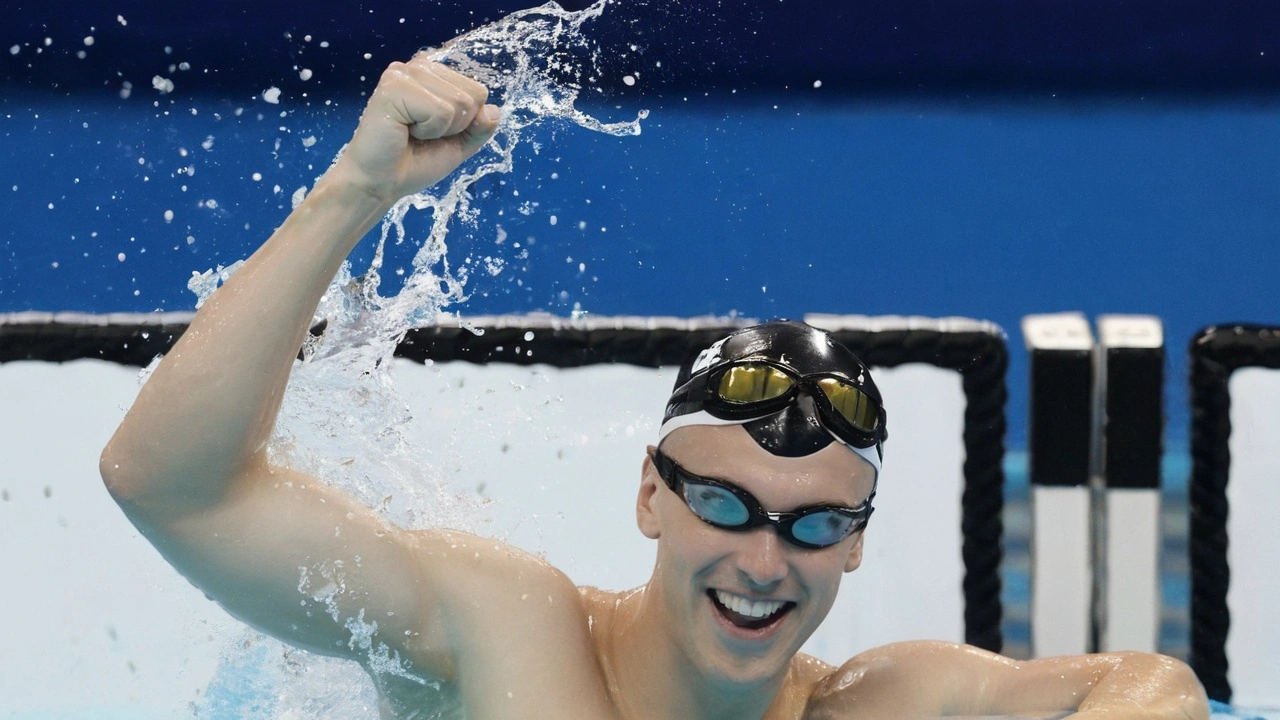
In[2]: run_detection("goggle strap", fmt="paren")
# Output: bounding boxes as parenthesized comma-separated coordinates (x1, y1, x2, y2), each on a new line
(658, 409, 882, 477)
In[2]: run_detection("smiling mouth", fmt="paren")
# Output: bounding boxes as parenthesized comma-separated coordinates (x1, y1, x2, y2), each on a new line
(708, 590, 796, 630)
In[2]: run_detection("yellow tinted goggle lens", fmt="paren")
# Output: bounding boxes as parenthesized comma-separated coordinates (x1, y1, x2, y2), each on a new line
(716, 364, 794, 404)
(816, 377, 880, 431)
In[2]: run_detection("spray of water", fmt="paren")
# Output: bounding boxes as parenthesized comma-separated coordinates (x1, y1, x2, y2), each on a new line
(325, 0, 646, 360)
(188, 2, 645, 717)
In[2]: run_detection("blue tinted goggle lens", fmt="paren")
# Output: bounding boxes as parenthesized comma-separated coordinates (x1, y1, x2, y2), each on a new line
(656, 449, 872, 550)
(685, 483, 752, 526)
(683, 482, 857, 547)
(792, 508, 861, 546)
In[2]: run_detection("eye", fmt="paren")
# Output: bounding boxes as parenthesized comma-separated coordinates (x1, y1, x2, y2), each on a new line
(792, 510, 854, 546)
(684, 483, 750, 526)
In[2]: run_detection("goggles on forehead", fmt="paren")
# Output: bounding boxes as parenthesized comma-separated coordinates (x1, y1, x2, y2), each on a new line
(691, 359, 886, 450)
(652, 447, 875, 550)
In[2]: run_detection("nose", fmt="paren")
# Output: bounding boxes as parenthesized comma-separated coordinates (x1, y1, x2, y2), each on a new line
(735, 525, 789, 590)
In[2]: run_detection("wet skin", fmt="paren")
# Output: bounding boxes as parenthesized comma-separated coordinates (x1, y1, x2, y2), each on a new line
(100, 55, 1210, 720)
(628, 425, 873, 701)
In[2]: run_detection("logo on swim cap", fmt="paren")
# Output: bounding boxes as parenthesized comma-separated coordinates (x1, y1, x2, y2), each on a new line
(687, 337, 727, 375)
(661, 321, 886, 475)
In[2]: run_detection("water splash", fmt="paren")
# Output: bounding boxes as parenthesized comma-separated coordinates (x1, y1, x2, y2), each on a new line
(323, 0, 647, 360)
(191, 2, 644, 718)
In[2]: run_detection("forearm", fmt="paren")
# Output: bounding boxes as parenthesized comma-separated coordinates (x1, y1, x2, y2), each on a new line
(101, 169, 393, 516)
(986, 650, 1208, 719)
(101, 58, 498, 520)
(850, 642, 1209, 720)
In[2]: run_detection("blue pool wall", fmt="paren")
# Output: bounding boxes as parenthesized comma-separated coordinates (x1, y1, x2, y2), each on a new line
(5, 1, 1280, 449)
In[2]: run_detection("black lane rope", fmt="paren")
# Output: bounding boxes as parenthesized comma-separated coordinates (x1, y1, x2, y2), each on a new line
(1, 313, 1009, 652)
(1188, 324, 1280, 703)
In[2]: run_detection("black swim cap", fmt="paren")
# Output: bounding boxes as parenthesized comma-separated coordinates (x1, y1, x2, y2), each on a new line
(661, 321, 886, 473)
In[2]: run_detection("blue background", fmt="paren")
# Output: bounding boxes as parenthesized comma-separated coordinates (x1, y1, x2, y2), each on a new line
(4, 0, 1280, 449)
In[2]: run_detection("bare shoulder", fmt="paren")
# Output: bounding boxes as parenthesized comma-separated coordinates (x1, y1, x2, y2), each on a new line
(576, 585, 633, 645)
(791, 651, 838, 686)
(803, 641, 1003, 720)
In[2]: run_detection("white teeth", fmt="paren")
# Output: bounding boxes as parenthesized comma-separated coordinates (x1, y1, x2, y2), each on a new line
(714, 590, 785, 619)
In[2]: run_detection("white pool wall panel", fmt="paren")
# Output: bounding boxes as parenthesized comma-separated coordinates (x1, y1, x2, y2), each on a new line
(1, 356, 969, 715)
(1225, 367, 1280, 709)
(0, 360, 241, 718)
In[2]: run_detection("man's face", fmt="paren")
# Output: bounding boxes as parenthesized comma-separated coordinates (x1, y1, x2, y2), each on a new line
(636, 424, 876, 686)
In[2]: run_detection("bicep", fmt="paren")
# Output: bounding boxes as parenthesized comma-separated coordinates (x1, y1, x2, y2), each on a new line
(122, 465, 449, 676)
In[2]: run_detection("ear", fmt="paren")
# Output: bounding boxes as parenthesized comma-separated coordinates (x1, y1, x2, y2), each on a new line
(636, 446, 662, 540)
(843, 530, 865, 573)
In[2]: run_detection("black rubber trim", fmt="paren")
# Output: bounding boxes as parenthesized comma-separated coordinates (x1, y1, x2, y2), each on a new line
(1027, 348, 1093, 487)
(0, 312, 1009, 653)
(1187, 323, 1280, 702)
(1103, 345, 1164, 489)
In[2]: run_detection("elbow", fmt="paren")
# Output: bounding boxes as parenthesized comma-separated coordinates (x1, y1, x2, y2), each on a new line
(99, 431, 162, 507)
(1166, 657, 1210, 720)
(99, 438, 138, 502)
(1139, 653, 1210, 720)
(100, 431, 247, 522)
(99, 438, 181, 526)
(1101, 652, 1211, 720)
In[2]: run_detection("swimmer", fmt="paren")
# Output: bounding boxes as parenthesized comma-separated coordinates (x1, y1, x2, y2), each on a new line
(100, 55, 1209, 720)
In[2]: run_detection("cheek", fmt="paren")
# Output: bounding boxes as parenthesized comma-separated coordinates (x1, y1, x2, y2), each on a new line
(657, 512, 736, 576)
(660, 492, 717, 544)
(795, 555, 848, 603)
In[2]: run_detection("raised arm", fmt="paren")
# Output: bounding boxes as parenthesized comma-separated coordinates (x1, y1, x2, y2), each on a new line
(808, 641, 1209, 720)
(99, 57, 499, 672)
